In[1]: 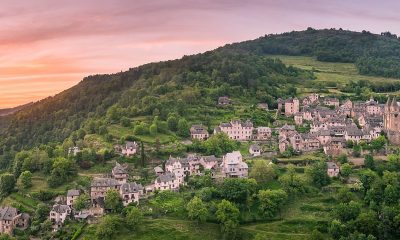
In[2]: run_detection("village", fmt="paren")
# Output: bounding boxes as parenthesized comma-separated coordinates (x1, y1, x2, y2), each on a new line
(0, 93, 399, 236)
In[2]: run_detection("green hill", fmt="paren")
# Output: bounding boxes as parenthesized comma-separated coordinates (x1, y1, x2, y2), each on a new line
(1, 28, 400, 152)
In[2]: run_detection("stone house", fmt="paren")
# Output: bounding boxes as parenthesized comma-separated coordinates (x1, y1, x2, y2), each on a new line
(112, 162, 128, 184)
(327, 162, 340, 177)
(345, 127, 364, 143)
(218, 96, 231, 106)
(155, 173, 180, 191)
(120, 182, 143, 206)
(323, 137, 345, 156)
(249, 144, 261, 156)
(279, 138, 290, 153)
(190, 124, 209, 140)
(50, 204, 71, 231)
(214, 120, 253, 141)
(67, 189, 80, 207)
(279, 124, 296, 138)
(0, 207, 30, 235)
(284, 98, 300, 116)
(220, 151, 248, 178)
(294, 112, 303, 125)
(257, 103, 269, 111)
(199, 155, 220, 170)
(90, 178, 120, 201)
(121, 141, 138, 156)
(253, 127, 272, 140)
(323, 98, 340, 108)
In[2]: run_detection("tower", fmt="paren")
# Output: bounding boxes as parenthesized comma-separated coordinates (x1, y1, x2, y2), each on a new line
(384, 97, 400, 145)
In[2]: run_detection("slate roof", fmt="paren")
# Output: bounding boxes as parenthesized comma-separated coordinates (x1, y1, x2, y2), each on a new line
(113, 162, 128, 175)
(327, 162, 339, 169)
(190, 124, 208, 134)
(91, 178, 120, 187)
(51, 204, 71, 214)
(120, 182, 143, 194)
(67, 189, 80, 197)
(0, 207, 18, 221)
(156, 172, 176, 183)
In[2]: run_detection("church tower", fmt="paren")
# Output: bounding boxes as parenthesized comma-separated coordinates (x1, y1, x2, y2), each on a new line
(384, 97, 400, 145)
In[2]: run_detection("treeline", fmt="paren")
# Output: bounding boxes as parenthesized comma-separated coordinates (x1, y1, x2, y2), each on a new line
(225, 28, 400, 79)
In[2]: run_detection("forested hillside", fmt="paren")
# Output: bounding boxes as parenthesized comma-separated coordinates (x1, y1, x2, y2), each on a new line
(0, 52, 312, 152)
(225, 28, 400, 78)
(2, 28, 400, 153)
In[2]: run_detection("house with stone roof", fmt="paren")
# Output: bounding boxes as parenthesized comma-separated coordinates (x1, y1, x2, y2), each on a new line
(249, 144, 261, 156)
(120, 182, 143, 206)
(218, 96, 231, 106)
(214, 120, 253, 141)
(0, 207, 30, 235)
(50, 204, 71, 231)
(190, 124, 209, 140)
(90, 178, 120, 201)
(121, 141, 138, 156)
(112, 162, 128, 184)
(327, 162, 340, 177)
(155, 172, 180, 191)
(67, 189, 80, 207)
(253, 126, 272, 140)
(220, 151, 248, 178)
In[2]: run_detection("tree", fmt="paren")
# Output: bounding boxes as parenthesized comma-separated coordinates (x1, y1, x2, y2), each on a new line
(18, 171, 32, 189)
(95, 215, 119, 240)
(73, 193, 90, 211)
(306, 160, 330, 187)
(105, 189, 123, 213)
(369, 135, 386, 152)
(338, 154, 348, 164)
(149, 123, 158, 136)
(167, 115, 178, 131)
(124, 206, 143, 230)
(195, 133, 238, 156)
(340, 163, 352, 178)
(120, 117, 131, 127)
(186, 196, 208, 223)
(219, 178, 257, 204)
(140, 141, 146, 167)
(364, 155, 375, 170)
(333, 201, 362, 222)
(34, 203, 50, 222)
(177, 118, 189, 137)
(249, 161, 277, 184)
(279, 165, 306, 196)
(0, 174, 15, 197)
(257, 189, 287, 218)
(216, 200, 240, 237)
(48, 157, 77, 187)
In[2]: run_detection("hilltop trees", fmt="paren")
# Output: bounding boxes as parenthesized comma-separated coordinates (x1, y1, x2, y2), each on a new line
(18, 171, 32, 189)
(186, 196, 208, 223)
(216, 200, 240, 238)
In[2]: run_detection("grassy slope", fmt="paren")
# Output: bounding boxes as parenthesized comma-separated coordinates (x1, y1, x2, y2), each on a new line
(268, 55, 400, 96)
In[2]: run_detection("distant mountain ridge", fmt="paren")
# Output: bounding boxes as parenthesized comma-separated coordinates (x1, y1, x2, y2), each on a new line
(0, 102, 33, 117)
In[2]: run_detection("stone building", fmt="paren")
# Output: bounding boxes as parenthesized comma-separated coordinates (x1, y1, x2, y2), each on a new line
(384, 97, 400, 145)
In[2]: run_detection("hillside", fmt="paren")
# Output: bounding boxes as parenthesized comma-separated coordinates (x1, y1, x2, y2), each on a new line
(225, 28, 400, 78)
(0, 103, 33, 117)
(0, 51, 312, 151)
(1, 28, 400, 152)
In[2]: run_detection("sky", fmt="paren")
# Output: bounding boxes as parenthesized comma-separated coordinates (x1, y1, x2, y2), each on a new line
(1, 0, 400, 108)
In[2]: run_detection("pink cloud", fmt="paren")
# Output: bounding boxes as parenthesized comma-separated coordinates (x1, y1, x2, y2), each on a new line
(1, 0, 400, 108)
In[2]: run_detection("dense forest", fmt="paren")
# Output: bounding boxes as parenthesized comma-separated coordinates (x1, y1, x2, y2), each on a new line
(225, 28, 400, 78)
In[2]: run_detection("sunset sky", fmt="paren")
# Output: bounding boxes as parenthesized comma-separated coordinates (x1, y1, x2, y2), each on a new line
(1, 0, 400, 108)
